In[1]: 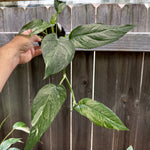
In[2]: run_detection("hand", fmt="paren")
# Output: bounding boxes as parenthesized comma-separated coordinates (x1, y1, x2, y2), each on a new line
(0, 30, 42, 92)
(10, 29, 42, 64)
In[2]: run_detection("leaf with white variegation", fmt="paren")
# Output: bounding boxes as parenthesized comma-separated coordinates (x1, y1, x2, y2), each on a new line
(8, 148, 20, 150)
(24, 84, 66, 150)
(42, 34, 75, 78)
(19, 19, 43, 34)
(74, 98, 129, 130)
(54, 0, 66, 14)
(13, 122, 30, 134)
(0, 138, 22, 150)
(69, 23, 135, 49)
(127, 146, 134, 150)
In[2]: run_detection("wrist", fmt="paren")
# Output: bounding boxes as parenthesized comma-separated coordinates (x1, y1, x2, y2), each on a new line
(0, 41, 20, 70)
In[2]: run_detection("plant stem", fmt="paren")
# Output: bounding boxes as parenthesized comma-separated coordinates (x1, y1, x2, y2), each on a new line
(59, 70, 77, 108)
(0, 129, 15, 145)
(51, 26, 54, 33)
(65, 76, 77, 108)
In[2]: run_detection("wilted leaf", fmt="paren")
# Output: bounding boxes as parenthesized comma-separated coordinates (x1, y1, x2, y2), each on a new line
(0, 138, 22, 150)
(13, 122, 30, 134)
(41, 34, 75, 78)
(69, 23, 135, 49)
(74, 98, 129, 130)
(54, 0, 66, 14)
(24, 84, 66, 150)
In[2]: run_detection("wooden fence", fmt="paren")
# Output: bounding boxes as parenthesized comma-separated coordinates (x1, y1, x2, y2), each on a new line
(0, 3, 150, 150)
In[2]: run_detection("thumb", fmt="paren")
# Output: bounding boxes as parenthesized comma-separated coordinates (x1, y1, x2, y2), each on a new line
(30, 35, 41, 42)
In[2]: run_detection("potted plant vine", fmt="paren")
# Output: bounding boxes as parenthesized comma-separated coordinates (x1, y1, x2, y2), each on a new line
(1, 0, 135, 149)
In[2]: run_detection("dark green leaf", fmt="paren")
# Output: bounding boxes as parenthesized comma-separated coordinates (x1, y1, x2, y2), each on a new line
(19, 19, 43, 34)
(74, 98, 129, 131)
(127, 146, 134, 150)
(41, 34, 75, 78)
(8, 148, 20, 150)
(24, 84, 66, 150)
(69, 23, 135, 49)
(54, 0, 66, 14)
(0, 138, 22, 150)
(13, 122, 30, 134)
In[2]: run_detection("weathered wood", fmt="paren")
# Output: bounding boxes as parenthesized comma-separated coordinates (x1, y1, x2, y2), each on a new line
(72, 51, 93, 150)
(58, 5, 71, 32)
(97, 4, 121, 25)
(1, 33, 150, 52)
(71, 4, 95, 150)
(134, 53, 150, 150)
(3, 7, 25, 32)
(121, 4, 147, 32)
(47, 6, 56, 21)
(0, 8, 4, 32)
(72, 4, 95, 29)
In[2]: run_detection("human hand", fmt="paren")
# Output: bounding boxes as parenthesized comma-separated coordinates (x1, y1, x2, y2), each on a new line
(10, 29, 42, 64)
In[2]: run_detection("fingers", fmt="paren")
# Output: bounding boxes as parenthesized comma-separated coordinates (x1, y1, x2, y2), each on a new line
(21, 29, 32, 35)
(33, 46, 42, 57)
(30, 35, 41, 43)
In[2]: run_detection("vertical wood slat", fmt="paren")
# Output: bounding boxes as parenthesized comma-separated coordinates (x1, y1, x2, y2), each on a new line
(0, 8, 4, 32)
(94, 4, 122, 150)
(119, 4, 147, 150)
(135, 5, 150, 150)
(135, 53, 150, 150)
(71, 4, 95, 150)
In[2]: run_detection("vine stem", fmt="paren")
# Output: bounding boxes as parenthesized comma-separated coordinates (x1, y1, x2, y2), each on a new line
(0, 129, 15, 145)
(59, 70, 77, 108)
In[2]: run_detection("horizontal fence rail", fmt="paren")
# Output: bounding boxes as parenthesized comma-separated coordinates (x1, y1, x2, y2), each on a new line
(0, 3, 150, 150)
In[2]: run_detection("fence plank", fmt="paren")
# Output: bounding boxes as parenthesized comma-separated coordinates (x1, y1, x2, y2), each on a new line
(94, 4, 121, 150)
(71, 4, 95, 150)
(72, 4, 95, 29)
(0, 8, 4, 32)
(116, 4, 148, 150)
(72, 51, 93, 150)
(3, 7, 25, 32)
(135, 53, 150, 150)
(97, 4, 121, 25)
(58, 5, 71, 32)
(121, 4, 147, 32)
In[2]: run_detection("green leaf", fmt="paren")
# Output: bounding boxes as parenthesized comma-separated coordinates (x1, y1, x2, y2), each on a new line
(127, 146, 134, 150)
(30, 21, 52, 36)
(0, 138, 22, 150)
(13, 122, 30, 134)
(24, 84, 66, 150)
(41, 34, 75, 78)
(8, 148, 20, 150)
(19, 19, 43, 34)
(74, 98, 129, 131)
(69, 23, 135, 49)
(54, 0, 66, 14)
